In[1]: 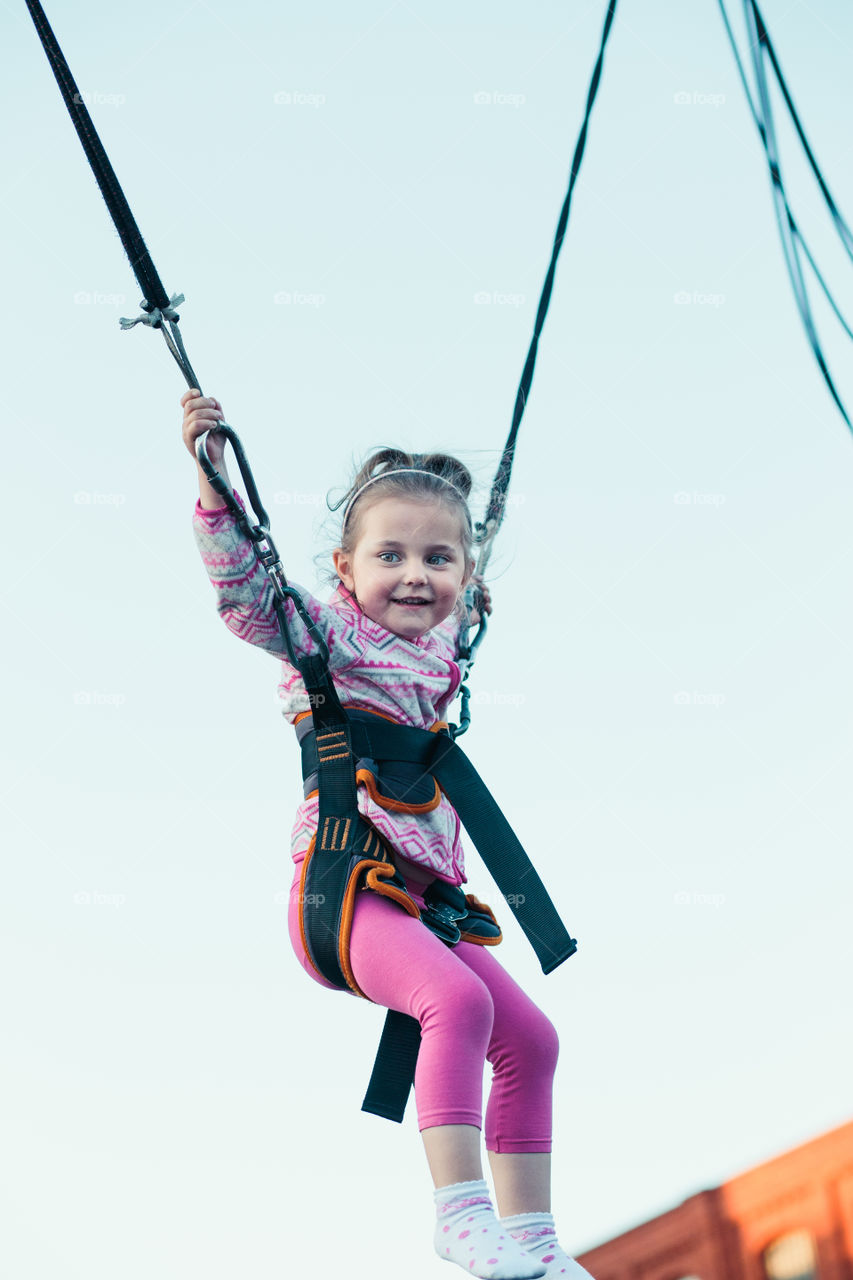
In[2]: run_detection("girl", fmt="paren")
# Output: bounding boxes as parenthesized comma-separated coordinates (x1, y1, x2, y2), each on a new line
(182, 388, 593, 1280)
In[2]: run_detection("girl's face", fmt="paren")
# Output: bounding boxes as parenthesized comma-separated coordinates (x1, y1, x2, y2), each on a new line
(332, 495, 473, 640)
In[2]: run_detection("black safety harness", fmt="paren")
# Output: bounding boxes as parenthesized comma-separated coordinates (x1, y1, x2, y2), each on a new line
(26, 0, 620, 1121)
(294, 656, 577, 1121)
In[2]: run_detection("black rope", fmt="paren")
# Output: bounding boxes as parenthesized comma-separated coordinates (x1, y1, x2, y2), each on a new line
(452, 0, 619, 735)
(718, 0, 851, 433)
(26, 0, 619, 733)
(24, 0, 335, 672)
(718, 0, 853, 337)
(476, 0, 619, 572)
(25, 0, 171, 315)
(749, 0, 853, 262)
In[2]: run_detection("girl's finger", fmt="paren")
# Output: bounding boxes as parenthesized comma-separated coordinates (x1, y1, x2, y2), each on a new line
(182, 394, 218, 413)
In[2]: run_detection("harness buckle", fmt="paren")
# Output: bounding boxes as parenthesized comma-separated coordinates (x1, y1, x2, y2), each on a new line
(418, 880, 469, 945)
(419, 899, 466, 945)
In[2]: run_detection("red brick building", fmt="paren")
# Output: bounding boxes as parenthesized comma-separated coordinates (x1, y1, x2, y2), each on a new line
(577, 1119, 853, 1280)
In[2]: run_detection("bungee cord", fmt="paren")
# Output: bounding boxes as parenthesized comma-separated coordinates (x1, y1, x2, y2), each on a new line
(25, 0, 620, 737)
(717, 0, 853, 432)
(455, 0, 619, 731)
(27, 0, 853, 733)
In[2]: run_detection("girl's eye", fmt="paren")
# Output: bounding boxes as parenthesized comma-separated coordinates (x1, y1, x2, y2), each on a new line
(377, 552, 449, 565)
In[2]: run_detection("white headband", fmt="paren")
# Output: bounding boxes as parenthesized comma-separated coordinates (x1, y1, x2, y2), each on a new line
(341, 467, 466, 531)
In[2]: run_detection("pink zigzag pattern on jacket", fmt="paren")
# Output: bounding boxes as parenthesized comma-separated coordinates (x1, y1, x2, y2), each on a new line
(193, 491, 469, 884)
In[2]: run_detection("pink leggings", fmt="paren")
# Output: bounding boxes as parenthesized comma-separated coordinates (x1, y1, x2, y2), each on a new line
(288, 856, 559, 1152)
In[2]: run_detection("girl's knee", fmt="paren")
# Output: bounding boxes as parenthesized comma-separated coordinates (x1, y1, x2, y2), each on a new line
(531, 1010, 560, 1074)
(497, 1003, 560, 1077)
(422, 965, 495, 1044)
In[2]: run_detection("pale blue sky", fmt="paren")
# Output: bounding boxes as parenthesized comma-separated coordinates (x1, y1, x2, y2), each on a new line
(2, 2, 852, 1279)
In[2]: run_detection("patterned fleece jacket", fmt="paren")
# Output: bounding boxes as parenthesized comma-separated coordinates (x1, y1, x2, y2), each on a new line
(192, 490, 469, 885)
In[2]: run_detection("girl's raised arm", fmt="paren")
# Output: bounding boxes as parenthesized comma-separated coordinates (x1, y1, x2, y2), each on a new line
(181, 388, 231, 509)
(184, 392, 362, 673)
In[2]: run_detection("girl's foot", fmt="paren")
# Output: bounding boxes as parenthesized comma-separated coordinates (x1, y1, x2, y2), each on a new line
(434, 1180, 547, 1279)
(501, 1212, 594, 1279)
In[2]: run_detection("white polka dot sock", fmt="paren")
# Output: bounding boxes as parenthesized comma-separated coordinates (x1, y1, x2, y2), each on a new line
(500, 1212, 595, 1279)
(434, 1179, 547, 1278)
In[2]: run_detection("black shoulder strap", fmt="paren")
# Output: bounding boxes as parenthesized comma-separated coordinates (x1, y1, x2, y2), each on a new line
(428, 732, 577, 974)
(301, 712, 578, 974)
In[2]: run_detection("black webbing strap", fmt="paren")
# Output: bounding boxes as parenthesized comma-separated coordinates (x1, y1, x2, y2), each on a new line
(428, 736, 576, 974)
(301, 712, 578, 975)
(300, 708, 577, 1123)
(357, 713, 578, 1117)
(361, 1010, 423, 1122)
(293, 677, 428, 1122)
(296, 657, 379, 990)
